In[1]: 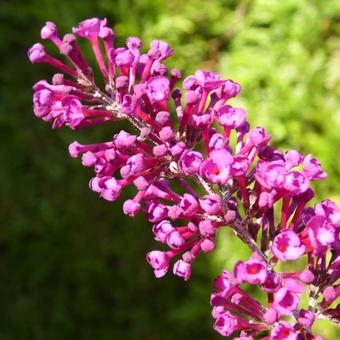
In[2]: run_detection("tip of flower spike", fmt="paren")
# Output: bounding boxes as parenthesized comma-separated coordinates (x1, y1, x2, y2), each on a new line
(72, 18, 107, 40)
(146, 250, 169, 278)
(127, 36, 142, 50)
(217, 105, 246, 129)
(200, 239, 215, 253)
(179, 150, 203, 175)
(81, 151, 97, 167)
(123, 199, 141, 217)
(170, 68, 182, 79)
(60, 33, 77, 55)
(40, 21, 58, 40)
(52, 73, 64, 85)
(220, 79, 241, 99)
(68, 141, 82, 158)
(148, 40, 173, 61)
(213, 310, 238, 337)
(100, 178, 122, 201)
(99, 27, 115, 41)
(173, 259, 192, 281)
(33, 86, 53, 119)
(185, 90, 200, 105)
(303, 154, 328, 180)
(146, 76, 170, 103)
(248, 127, 271, 147)
(28, 43, 46, 64)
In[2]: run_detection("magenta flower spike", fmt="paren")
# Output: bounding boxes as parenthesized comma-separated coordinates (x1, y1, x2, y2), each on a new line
(29, 18, 339, 338)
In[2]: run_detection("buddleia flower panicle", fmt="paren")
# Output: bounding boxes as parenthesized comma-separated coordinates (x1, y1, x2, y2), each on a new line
(29, 18, 339, 339)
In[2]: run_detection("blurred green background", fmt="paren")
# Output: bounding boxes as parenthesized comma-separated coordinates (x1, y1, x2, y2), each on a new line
(1, 0, 340, 339)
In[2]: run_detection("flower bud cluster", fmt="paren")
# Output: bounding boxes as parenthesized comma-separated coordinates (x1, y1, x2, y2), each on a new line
(211, 243, 339, 339)
(29, 18, 339, 338)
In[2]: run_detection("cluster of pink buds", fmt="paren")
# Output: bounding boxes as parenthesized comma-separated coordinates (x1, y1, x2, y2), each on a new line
(211, 243, 338, 339)
(29, 18, 339, 339)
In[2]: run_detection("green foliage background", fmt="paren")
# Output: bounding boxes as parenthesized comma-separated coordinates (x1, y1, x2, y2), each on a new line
(0, 0, 339, 339)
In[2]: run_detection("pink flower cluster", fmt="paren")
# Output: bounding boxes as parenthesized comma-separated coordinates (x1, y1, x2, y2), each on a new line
(29, 18, 339, 339)
(211, 246, 338, 339)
